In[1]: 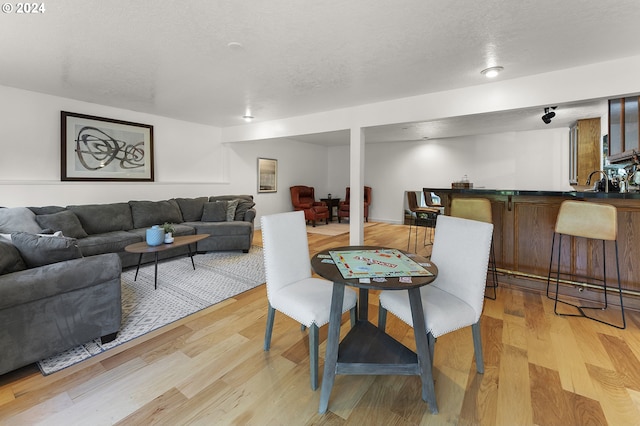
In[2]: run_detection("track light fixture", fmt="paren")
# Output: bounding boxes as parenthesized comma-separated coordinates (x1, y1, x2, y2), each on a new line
(541, 106, 557, 124)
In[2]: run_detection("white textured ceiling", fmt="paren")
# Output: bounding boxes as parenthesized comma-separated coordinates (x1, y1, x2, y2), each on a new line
(1, 1, 639, 141)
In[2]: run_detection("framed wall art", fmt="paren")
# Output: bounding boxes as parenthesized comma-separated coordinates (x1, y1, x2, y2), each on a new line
(258, 157, 277, 193)
(61, 111, 154, 181)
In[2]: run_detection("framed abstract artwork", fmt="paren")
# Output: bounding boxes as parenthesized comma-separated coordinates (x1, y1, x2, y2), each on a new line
(61, 111, 154, 181)
(258, 157, 277, 193)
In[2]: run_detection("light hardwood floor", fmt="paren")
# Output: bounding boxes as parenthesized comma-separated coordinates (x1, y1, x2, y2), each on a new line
(1, 222, 639, 425)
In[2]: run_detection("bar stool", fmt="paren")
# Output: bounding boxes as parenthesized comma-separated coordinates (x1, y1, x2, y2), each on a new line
(424, 190, 444, 210)
(450, 198, 498, 300)
(546, 200, 625, 329)
(406, 191, 439, 252)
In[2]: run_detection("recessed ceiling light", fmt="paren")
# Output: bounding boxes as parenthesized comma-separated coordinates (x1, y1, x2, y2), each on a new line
(227, 41, 244, 51)
(481, 66, 504, 78)
(242, 115, 254, 122)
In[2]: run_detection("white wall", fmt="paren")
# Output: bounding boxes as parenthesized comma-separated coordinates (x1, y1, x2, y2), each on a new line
(325, 127, 571, 223)
(5, 53, 636, 223)
(0, 85, 230, 207)
(225, 138, 329, 225)
(0, 85, 329, 226)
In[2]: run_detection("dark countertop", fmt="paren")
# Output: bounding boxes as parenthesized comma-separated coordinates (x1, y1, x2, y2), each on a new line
(423, 188, 640, 200)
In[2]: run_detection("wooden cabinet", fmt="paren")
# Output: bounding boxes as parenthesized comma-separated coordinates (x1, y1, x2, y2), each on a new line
(427, 188, 640, 310)
(570, 118, 601, 185)
(608, 96, 640, 163)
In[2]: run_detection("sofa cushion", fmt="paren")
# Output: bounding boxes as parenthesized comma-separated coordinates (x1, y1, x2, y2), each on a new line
(129, 200, 183, 229)
(76, 231, 142, 257)
(234, 199, 256, 221)
(201, 201, 227, 222)
(28, 206, 68, 215)
(209, 194, 254, 203)
(35, 210, 89, 239)
(68, 203, 134, 234)
(173, 197, 208, 222)
(0, 207, 42, 234)
(11, 232, 82, 268)
(191, 220, 253, 236)
(226, 199, 239, 221)
(0, 239, 27, 275)
(208, 195, 255, 221)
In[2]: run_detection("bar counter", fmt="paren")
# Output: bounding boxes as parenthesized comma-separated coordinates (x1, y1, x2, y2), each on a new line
(424, 187, 640, 309)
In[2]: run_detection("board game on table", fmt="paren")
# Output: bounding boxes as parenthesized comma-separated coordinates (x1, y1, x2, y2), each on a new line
(328, 248, 433, 279)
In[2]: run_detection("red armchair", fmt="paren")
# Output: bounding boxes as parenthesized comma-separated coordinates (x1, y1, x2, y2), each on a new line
(337, 186, 372, 223)
(290, 185, 329, 227)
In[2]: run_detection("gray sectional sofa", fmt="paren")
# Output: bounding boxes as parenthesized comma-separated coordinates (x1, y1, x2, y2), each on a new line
(28, 194, 256, 268)
(0, 194, 256, 376)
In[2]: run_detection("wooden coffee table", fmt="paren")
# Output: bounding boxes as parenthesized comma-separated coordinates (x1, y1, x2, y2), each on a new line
(124, 234, 209, 289)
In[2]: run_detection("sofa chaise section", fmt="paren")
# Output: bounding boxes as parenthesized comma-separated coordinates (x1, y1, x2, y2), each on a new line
(0, 252, 122, 376)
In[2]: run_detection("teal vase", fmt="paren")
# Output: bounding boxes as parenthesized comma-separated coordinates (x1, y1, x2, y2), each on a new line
(146, 225, 165, 246)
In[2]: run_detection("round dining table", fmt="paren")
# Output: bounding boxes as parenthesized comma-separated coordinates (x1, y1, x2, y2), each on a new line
(311, 245, 439, 414)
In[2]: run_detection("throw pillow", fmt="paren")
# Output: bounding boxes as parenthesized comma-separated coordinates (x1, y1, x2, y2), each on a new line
(0, 207, 42, 234)
(28, 206, 67, 215)
(0, 239, 27, 275)
(129, 200, 184, 229)
(201, 201, 227, 222)
(11, 232, 83, 268)
(234, 199, 256, 221)
(68, 202, 134, 234)
(35, 210, 89, 239)
(173, 197, 208, 222)
(226, 199, 239, 221)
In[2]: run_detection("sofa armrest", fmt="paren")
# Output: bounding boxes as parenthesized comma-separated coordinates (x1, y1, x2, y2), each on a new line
(242, 208, 256, 223)
(0, 253, 122, 310)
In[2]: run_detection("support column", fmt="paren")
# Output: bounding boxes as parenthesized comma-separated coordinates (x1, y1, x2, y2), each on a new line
(349, 127, 365, 245)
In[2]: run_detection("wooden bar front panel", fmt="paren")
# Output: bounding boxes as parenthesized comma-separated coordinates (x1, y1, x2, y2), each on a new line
(429, 189, 640, 305)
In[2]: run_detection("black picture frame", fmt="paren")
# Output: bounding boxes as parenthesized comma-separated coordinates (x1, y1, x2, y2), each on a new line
(61, 111, 154, 181)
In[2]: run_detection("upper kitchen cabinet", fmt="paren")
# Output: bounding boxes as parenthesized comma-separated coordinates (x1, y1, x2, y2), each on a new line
(570, 117, 601, 185)
(608, 96, 640, 163)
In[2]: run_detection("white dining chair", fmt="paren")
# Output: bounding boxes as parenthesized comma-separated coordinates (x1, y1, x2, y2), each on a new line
(261, 211, 357, 390)
(378, 214, 493, 374)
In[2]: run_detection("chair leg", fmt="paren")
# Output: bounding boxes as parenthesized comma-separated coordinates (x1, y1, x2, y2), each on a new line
(471, 322, 484, 374)
(264, 304, 276, 351)
(427, 332, 436, 370)
(407, 214, 414, 251)
(546, 232, 559, 299)
(378, 305, 387, 331)
(485, 238, 498, 300)
(552, 236, 626, 329)
(309, 324, 319, 390)
(613, 241, 626, 329)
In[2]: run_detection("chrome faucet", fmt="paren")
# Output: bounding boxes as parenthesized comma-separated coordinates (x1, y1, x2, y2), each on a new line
(586, 170, 609, 193)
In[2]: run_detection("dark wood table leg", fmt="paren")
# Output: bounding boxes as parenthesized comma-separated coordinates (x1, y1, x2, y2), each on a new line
(154, 252, 159, 290)
(187, 243, 196, 270)
(318, 282, 345, 414)
(408, 287, 438, 414)
(358, 288, 368, 321)
(134, 253, 143, 281)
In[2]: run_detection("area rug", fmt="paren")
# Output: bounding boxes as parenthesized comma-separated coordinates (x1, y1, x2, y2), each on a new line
(37, 246, 265, 375)
(306, 221, 375, 236)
